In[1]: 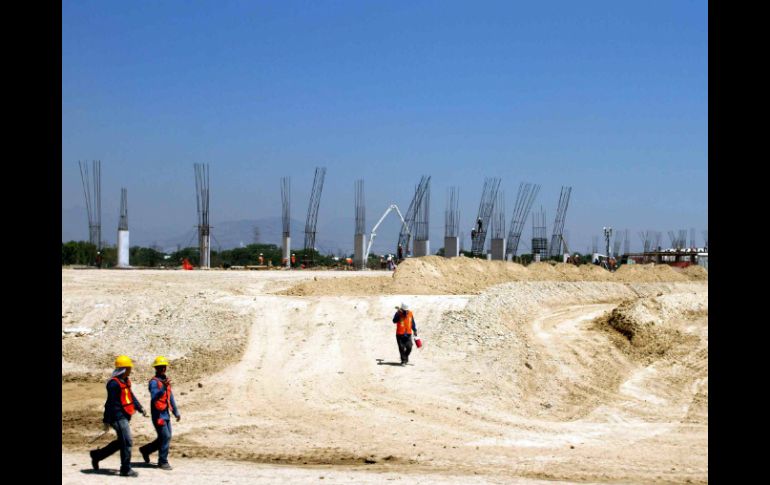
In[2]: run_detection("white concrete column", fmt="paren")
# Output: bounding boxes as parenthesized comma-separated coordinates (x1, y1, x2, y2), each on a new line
(117, 230, 129, 267)
(282, 236, 291, 267)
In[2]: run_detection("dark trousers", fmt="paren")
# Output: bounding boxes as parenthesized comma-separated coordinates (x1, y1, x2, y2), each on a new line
(397, 334, 413, 363)
(140, 419, 173, 464)
(92, 418, 133, 474)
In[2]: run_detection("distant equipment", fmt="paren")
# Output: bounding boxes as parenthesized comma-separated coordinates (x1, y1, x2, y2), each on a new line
(365, 204, 411, 262)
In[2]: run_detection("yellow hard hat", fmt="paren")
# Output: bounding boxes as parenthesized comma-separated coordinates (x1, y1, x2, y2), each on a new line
(114, 355, 134, 368)
(151, 356, 170, 368)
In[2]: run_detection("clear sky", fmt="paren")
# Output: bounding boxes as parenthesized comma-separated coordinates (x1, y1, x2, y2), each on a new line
(62, 0, 708, 253)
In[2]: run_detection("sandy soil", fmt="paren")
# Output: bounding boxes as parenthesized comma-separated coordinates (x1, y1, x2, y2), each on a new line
(62, 262, 707, 483)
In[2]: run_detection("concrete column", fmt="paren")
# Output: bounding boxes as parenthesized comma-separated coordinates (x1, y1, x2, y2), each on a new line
(117, 230, 129, 268)
(491, 238, 506, 261)
(354, 233, 366, 269)
(444, 236, 459, 258)
(200, 234, 210, 268)
(413, 239, 430, 257)
(534, 253, 541, 263)
(282, 236, 291, 268)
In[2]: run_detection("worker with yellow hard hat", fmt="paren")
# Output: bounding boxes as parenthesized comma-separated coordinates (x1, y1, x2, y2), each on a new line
(89, 355, 147, 477)
(139, 356, 181, 471)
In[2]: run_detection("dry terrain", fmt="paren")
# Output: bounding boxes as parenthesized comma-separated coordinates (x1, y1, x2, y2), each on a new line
(62, 259, 707, 483)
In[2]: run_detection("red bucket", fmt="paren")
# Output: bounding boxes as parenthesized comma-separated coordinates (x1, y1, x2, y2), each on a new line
(415, 337, 423, 349)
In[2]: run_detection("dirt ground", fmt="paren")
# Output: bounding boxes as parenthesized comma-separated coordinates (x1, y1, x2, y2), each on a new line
(62, 260, 707, 483)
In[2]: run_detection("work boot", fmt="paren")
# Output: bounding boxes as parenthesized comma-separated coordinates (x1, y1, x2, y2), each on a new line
(89, 450, 99, 470)
(139, 446, 150, 464)
(158, 463, 173, 470)
(119, 469, 138, 477)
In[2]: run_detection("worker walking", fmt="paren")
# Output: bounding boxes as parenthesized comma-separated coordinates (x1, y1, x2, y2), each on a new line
(90, 355, 147, 477)
(392, 303, 418, 366)
(138, 356, 181, 470)
(291, 253, 296, 267)
(258, 253, 264, 265)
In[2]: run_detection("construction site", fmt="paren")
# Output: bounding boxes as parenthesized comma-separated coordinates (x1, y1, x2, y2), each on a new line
(62, 163, 708, 484)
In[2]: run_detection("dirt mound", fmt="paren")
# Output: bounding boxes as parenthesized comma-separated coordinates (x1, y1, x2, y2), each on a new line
(596, 292, 706, 362)
(682, 264, 708, 280)
(279, 257, 707, 296)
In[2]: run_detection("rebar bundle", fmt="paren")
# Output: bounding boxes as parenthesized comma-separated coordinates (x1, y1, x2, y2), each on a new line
(613, 234, 622, 258)
(471, 177, 501, 256)
(623, 229, 630, 256)
(414, 181, 430, 241)
(194, 163, 211, 268)
(592, 235, 599, 254)
(531, 208, 548, 258)
(397, 176, 431, 255)
(638, 230, 651, 253)
(690, 228, 696, 249)
(118, 188, 128, 231)
(548, 186, 572, 258)
(491, 191, 505, 240)
(445, 187, 460, 238)
(702, 230, 708, 248)
(678, 229, 687, 250)
(78, 160, 102, 250)
(654, 232, 662, 251)
(505, 182, 540, 257)
(303, 167, 327, 265)
(281, 177, 291, 238)
(354, 179, 365, 236)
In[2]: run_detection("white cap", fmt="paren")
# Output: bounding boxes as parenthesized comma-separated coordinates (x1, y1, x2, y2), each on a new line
(400, 303, 409, 311)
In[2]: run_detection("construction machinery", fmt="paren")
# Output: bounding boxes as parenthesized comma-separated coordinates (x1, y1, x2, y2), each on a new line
(364, 204, 411, 263)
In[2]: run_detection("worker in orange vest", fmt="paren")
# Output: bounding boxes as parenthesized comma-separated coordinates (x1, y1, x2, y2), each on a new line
(291, 253, 296, 266)
(139, 356, 181, 470)
(392, 303, 419, 366)
(90, 355, 147, 477)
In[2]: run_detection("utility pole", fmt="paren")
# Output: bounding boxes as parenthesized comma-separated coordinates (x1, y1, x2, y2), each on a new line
(603, 226, 613, 258)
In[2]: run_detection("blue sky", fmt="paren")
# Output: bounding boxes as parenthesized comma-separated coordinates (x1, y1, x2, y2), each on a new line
(62, 0, 707, 253)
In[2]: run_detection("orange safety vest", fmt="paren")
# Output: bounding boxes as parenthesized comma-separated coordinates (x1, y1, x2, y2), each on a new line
(395, 310, 414, 335)
(151, 377, 175, 414)
(111, 377, 136, 415)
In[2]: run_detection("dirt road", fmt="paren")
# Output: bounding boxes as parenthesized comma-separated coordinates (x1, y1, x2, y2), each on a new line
(62, 268, 707, 483)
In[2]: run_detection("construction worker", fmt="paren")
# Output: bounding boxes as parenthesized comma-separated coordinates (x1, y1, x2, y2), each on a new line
(90, 355, 147, 477)
(291, 253, 296, 267)
(392, 303, 419, 366)
(258, 253, 264, 265)
(139, 356, 181, 470)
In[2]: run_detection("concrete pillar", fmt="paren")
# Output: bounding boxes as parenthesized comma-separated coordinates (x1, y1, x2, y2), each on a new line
(200, 234, 210, 268)
(444, 236, 459, 258)
(354, 233, 366, 269)
(534, 253, 541, 262)
(491, 238, 506, 261)
(117, 230, 129, 268)
(282, 236, 291, 268)
(413, 239, 430, 257)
